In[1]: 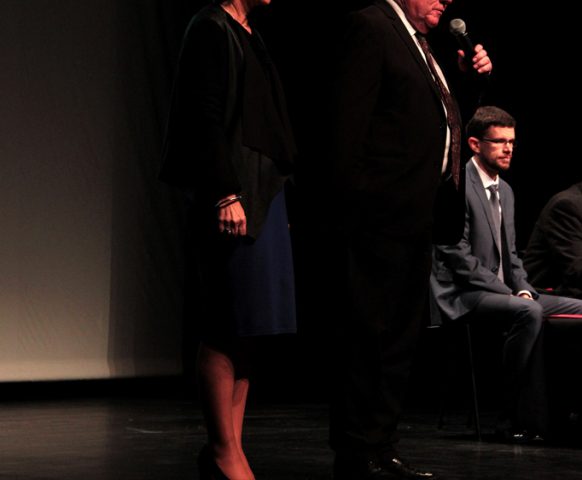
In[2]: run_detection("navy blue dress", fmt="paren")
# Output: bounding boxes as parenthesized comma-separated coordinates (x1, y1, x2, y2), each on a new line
(225, 190, 296, 336)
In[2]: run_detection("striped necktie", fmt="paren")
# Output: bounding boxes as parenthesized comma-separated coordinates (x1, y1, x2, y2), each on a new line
(416, 33, 462, 189)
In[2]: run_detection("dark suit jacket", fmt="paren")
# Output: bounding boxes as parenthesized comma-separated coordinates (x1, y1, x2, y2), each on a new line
(330, 0, 465, 254)
(524, 182, 582, 299)
(431, 160, 536, 321)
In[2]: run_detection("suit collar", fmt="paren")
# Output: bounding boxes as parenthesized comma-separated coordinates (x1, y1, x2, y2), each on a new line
(374, 0, 444, 115)
(372, 0, 398, 20)
(384, 0, 415, 35)
(372, 0, 446, 115)
(466, 158, 482, 188)
(471, 157, 499, 190)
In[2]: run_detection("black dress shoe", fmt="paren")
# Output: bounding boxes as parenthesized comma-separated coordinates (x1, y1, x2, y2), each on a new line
(378, 453, 437, 479)
(495, 428, 544, 445)
(333, 452, 392, 479)
(334, 451, 437, 480)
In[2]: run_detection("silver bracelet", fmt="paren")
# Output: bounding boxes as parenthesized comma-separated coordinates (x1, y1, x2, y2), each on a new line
(214, 194, 242, 209)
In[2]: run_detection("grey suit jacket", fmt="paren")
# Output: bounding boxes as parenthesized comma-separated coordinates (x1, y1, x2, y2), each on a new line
(430, 160, 536, 322)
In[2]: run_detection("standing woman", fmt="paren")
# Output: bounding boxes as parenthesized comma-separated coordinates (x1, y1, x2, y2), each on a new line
(160, 0, 297, 479)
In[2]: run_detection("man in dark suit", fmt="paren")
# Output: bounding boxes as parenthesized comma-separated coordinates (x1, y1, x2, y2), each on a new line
(524, 182, 582, 300)
(431, 106, 582, 442)
(328, 1, 492, 478)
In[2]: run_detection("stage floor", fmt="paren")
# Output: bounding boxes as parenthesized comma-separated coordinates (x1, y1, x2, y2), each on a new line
(0, 394, 581, 480)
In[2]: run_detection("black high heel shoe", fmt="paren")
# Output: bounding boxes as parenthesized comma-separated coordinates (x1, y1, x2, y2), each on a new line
(197, 445, 230, 480)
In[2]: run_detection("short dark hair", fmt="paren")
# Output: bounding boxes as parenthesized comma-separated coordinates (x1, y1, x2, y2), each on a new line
(466, 106, 516, 139)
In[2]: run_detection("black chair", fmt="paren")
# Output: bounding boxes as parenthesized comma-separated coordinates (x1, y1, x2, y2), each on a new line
(429, 318, 482, 440)
(427, 286, 483, 439)
(544, 313, 582, 438)
(434, 309, 582, 442)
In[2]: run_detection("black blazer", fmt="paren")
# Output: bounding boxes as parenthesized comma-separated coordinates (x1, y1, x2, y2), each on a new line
(524, 182, 582, 299)
(330, 0, 465, 253)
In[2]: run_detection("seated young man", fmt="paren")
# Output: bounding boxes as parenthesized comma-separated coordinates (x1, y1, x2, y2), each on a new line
(430, 106, 582, 442)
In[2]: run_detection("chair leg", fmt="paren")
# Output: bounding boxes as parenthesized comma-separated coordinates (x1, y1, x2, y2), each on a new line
(465, 323, 481, 440)
(436, 326, 453, 430)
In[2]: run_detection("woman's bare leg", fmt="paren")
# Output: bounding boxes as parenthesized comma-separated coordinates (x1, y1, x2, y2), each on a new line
(197, 342, 254, 479)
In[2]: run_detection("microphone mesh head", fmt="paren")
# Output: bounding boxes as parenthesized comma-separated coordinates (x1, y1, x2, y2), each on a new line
(449, 18, 466, 36)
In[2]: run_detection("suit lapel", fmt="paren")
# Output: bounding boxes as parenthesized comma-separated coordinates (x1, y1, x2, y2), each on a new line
(498, 181, 512, 253)
(372, 0, 443, 105)
(467, 161, 501, 254)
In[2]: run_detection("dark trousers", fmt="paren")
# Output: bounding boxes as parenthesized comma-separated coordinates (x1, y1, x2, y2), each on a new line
(470, 292, 582, 433)
(329, 235, 432, 453)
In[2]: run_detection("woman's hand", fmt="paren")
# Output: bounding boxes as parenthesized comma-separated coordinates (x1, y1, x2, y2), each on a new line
(217, 198, 247, 237)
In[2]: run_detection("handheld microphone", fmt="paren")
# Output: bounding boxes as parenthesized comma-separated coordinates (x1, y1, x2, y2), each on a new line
(449, 18, 475, 64)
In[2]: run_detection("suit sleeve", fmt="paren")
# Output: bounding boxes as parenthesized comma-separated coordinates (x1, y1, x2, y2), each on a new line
(544, 197, 582, 291)
(435, 197, 513, 295)
(330, 13, 383, 191)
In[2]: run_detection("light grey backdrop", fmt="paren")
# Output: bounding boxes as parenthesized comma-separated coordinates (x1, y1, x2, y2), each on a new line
(0, 0, 185, 381)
